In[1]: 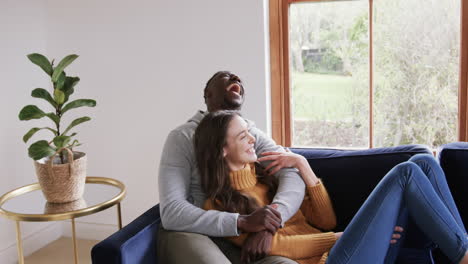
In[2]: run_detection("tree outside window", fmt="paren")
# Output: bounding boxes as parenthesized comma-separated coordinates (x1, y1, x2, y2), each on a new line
(289, 0, 460, 149)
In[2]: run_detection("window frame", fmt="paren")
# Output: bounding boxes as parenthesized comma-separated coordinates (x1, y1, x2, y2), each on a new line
(269, 0, 468, 147)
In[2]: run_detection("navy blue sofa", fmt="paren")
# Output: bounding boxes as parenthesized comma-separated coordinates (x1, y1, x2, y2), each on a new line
(92, 143, 468, 264)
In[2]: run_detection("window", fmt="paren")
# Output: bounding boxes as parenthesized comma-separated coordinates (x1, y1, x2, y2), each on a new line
(289, 1, 369, 148)
(270, 0, 468, 149)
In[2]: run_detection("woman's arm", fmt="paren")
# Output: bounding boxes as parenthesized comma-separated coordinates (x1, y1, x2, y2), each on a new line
(301, 182, 337, 230)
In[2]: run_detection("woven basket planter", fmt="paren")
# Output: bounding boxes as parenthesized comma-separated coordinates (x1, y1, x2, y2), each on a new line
(34, 148, 87, 203)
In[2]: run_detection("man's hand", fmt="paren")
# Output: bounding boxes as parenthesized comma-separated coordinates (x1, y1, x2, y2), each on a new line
(241, 230, 273, 264)
(237, 205, 282, 234)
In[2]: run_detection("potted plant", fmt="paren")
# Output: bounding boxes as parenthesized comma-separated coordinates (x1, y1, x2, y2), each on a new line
(19, 53, 96, 203)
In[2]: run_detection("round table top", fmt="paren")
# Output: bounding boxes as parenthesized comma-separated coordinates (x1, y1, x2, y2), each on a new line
(0, 177, 126, 222)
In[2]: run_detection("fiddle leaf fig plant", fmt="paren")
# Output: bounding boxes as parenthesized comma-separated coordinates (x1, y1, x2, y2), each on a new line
(19, 53, 96, 162)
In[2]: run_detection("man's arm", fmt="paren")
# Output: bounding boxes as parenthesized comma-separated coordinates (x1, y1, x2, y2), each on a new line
(159, 129, 282, 237)
(158, 129, 240, 237)
(249, 126, 306, 225)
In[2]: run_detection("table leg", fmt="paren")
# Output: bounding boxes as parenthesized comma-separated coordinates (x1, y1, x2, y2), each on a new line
(117, 203, 122, 230)
(71, 218, 78, 264)
(15, 221, 24, 264)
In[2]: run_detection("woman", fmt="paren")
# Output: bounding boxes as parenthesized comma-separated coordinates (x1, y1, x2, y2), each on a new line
(194, 110, 468, 264)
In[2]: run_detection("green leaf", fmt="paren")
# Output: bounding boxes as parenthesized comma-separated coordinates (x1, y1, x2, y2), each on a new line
(27, 53, 53, 76)
(18, 106, 59, 127)
(23, 127, 57, 143)
(31, 88, 57, 108)
(23, 128, 40, 143)
(63, 76, 79, 98)
(54, 89, 65, 105)
(28, 140, 56, 160)
(45, 113, 60, 127)
(68, 139, 82, 148)
(46, 127, 58, 135)
(52, 54, 78, 82)
(53, 135, 71, 149)
(62, 99, 96, 114)
(62, 116, 91, 135)
(56, 72, 66, 90)
(19, 105, 45, 120)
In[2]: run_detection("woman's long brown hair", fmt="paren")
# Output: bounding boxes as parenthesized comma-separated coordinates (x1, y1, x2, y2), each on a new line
(194, 110, 278, 215)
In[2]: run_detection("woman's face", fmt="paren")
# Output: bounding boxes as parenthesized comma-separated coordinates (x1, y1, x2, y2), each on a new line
(223, 115, 257, 171)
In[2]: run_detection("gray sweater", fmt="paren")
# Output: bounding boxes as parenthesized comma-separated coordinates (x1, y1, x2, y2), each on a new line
(158, 111, 305, 237)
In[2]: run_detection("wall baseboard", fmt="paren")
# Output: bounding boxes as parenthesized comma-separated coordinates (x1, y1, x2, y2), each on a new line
(62, 220, 117, 241)
(0, 221, 115, 264)
(0, 222, 62, 264)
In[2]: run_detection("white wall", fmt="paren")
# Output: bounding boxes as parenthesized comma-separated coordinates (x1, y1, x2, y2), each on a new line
(1, 0, 271, 261)
(0, 1, 63, 262)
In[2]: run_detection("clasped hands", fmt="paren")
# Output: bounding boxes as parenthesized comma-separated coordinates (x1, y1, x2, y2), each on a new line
(237, 204, 281, 263)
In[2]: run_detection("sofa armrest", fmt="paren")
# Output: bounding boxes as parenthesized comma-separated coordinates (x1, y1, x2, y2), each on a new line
(438, 142, 468, 230)
(91, 204, 161, 264)
(432, 143, 468, 264)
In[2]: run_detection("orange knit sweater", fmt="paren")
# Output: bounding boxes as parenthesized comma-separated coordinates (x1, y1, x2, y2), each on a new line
(203, 164, 338, 264)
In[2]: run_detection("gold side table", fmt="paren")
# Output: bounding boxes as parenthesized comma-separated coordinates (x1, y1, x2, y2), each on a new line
(0, 176, 126, 264)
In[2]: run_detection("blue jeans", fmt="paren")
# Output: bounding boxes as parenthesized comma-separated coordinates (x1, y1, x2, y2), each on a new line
(326, 154, 468, 264)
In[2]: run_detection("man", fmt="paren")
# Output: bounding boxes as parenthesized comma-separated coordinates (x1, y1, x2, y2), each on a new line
(158, 71, 305, 263)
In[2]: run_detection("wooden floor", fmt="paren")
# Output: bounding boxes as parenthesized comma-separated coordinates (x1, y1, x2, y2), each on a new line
(24, 237, 99, 264)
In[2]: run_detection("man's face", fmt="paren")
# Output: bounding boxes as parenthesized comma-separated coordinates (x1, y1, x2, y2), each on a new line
(205, 71, 245, 112)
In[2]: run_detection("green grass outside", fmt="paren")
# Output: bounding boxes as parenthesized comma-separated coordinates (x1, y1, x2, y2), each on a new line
(291, 71, 357, 121)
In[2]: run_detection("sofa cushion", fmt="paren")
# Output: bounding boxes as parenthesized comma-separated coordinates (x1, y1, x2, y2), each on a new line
(291, 144, 431, 232)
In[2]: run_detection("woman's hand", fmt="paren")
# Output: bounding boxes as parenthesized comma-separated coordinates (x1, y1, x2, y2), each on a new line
(334, 232, 344, 241)
(258, 148, 319, 186)
(258, 150, 306, 175)
(390, 226, 404, 244)
(333, 226, 403, 245)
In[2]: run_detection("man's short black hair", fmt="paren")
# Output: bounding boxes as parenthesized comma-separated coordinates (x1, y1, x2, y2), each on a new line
(204, 71, 230, 98)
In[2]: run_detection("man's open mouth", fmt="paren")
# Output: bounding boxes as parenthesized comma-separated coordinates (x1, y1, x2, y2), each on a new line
(226, 83, 242, 96)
